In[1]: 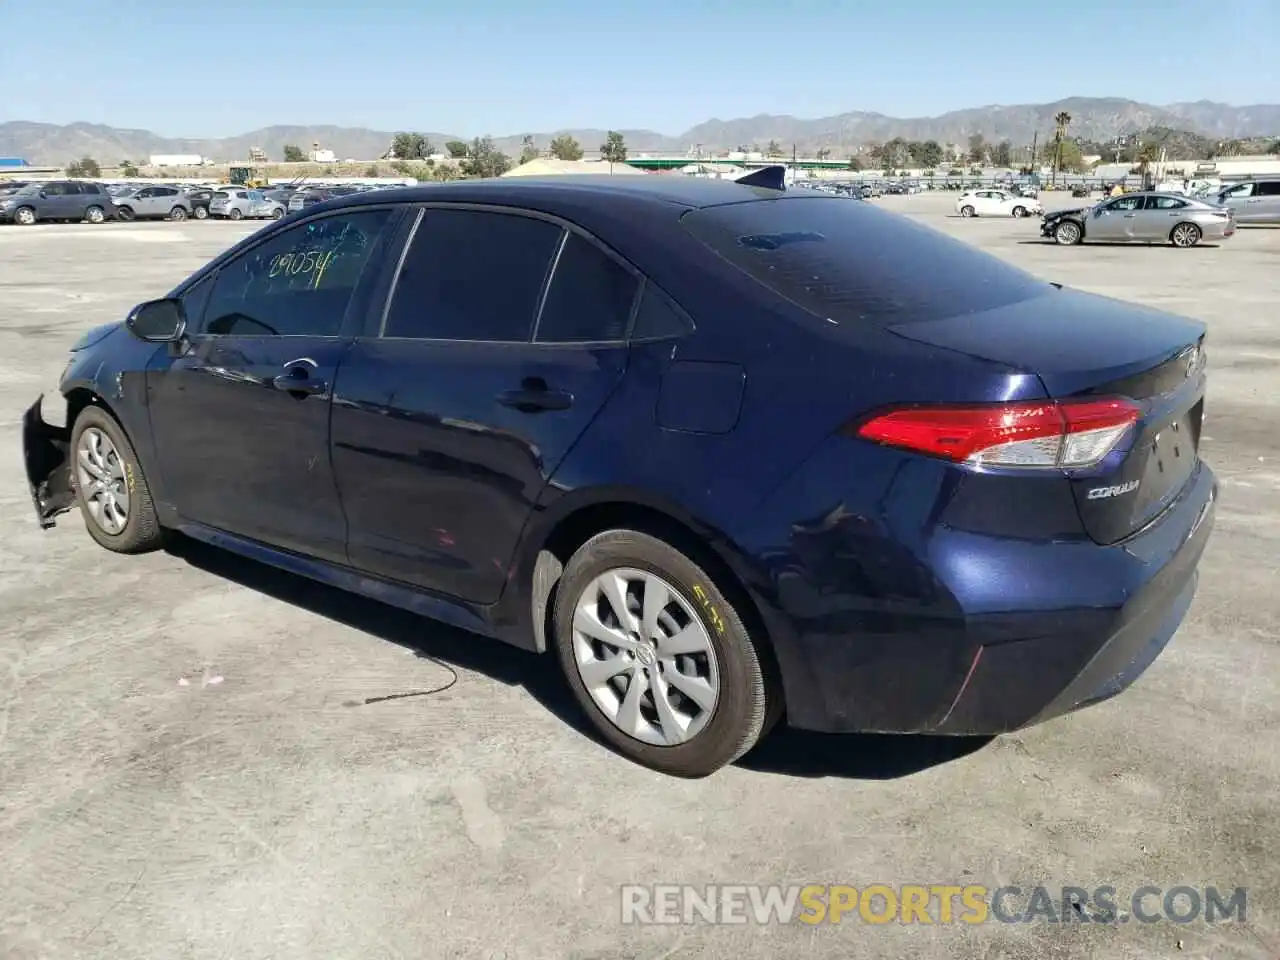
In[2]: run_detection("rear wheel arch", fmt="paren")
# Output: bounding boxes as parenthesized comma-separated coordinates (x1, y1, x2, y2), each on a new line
(524, 500, 783, 712)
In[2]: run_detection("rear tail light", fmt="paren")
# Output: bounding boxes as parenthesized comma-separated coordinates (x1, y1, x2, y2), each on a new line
(852, 398, 1141, 469)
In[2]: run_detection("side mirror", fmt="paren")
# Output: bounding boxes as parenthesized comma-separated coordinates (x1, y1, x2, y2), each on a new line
(126, 298, 187, 342)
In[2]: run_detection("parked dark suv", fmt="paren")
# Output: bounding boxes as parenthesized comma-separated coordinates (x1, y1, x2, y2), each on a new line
(0, 180, 115, 225)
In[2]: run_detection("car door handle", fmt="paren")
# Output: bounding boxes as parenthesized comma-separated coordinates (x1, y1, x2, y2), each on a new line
(497, 381, 573, 412)
(272, 373, 326, 396)
(1123, 213, 1137, 218)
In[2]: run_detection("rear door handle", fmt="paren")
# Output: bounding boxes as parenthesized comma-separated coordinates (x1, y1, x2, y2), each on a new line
(497, 384, 573, 412)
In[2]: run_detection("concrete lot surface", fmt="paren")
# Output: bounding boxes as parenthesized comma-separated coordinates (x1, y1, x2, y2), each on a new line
(1, 195, 1277, 960)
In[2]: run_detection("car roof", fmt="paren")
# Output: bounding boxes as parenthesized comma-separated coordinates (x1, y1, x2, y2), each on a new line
(314, 175, 790, 212)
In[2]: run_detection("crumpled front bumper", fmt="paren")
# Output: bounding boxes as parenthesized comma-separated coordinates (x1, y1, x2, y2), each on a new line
(22, 395, 75, 528)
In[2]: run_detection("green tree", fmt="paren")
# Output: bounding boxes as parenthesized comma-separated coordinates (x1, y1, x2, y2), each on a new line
(119, 160, 139, 177)
(66, 156, 100, 177)
(1057, 140, 1085, 173)
(993, 140, 1012, 167)
(917, 140, 944, 168)
(881, 138, 908, 168)
(766, 140, 783, 157)
(445, 140, 470, 159)
(600, 131, 628, 170)
(518, 135, 540, 165)
(283, 144, 306, 162)
(460, 137, 511, 178)
(364, 164, 380, 177)
(967, 133, 986, 163)
(1270, 139, 1280, 155)
(548, 135, 583, 161)
(390, 133, 433, 161)
(846, 156, 862, 171)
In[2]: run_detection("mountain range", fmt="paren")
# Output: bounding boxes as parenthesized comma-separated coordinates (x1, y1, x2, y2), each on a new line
(3, 98, 1278, 166)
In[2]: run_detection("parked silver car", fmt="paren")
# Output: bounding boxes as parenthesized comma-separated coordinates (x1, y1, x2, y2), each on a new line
(1041, 192, 1235, 247)
(1216, 178, 1280, 224)
(209, 188, 286, 221)
(111, 185, 192, 221)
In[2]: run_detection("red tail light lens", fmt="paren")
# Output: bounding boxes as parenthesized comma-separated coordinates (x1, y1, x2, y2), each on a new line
(853, 398, 1141, 468)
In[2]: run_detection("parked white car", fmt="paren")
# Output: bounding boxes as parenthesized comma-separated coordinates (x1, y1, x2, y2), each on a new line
(209, 188, 286, 221)
(955, 190, 1043, 218)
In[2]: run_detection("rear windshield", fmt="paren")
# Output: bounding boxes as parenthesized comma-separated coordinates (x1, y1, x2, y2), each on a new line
(213, 191, 229, 199)
(681, 196, 1048, 326)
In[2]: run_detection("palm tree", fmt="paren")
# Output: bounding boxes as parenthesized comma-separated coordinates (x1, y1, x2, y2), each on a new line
(1137, 142, 1160, 187)
(1052, 111, 1071, 187)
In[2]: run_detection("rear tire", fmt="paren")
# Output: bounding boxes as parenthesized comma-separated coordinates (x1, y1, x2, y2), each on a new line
(272, 208, 284, 219)
(169, 206, 187, 221)
(1170, 223, 1201, 248)
(228, 208, 243, 221)
(69, 406, 165, 554)
(960, 205, 975, 217)
(552, 529, 773, 777)
(85, 206, 105, 224)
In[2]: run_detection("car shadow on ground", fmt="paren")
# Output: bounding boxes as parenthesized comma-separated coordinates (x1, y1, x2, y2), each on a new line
(165, 534, 991, 781)
(1016, 240, 1224, 248)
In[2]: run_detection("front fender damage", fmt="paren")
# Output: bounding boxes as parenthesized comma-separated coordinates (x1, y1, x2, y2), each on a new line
(23, 395, 75, 528)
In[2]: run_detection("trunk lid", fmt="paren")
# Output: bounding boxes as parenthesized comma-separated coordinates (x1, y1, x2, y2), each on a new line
(890, 287, 1207, 544)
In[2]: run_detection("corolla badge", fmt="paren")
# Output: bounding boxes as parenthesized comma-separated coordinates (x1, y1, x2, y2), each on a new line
(1088, 479, 1140, 500)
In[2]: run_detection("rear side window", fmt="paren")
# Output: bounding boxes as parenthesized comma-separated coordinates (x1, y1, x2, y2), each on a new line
(680, 196, 1047, 327)
(631, 285, 693, 341)
(1257, 181, 1280, 197)
(383, 208, 563, 341)
(534, 233, 639, 343)
(81, 183, 102, 195)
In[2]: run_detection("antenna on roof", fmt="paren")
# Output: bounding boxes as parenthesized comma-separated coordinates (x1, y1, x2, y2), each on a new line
(735, 165, 787, 191)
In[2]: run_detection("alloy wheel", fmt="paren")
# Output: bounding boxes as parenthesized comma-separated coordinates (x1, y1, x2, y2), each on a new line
(571, 567, 720, 746)
(1171, 224, 1199, 248)
(77, 427, 130, 534)
(1055, 222, 1081, 245)
(15, 207, 35, 225)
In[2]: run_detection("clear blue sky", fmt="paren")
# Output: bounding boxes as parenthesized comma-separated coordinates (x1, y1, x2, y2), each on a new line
(4, 0, 1277, 137)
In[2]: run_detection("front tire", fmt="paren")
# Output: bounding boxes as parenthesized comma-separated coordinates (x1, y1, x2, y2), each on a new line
(193, 205, 209, 220)
(69, 406, 165, 554)
(13, 206, 36, 225)
(960, 205, 975, 217)
(115, 205, 135, 221)
(1054, 220, 1083, 245)
(1170, 223, 1201, 248)
(552, 529, 773, 777)
(1012, 206, 1027, 218)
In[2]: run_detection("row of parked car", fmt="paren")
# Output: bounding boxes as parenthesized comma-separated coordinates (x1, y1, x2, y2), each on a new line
(0, 179, 396, 225)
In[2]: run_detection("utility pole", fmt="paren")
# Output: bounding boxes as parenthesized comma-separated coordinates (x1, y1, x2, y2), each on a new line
(1029, 131, 1038, 172)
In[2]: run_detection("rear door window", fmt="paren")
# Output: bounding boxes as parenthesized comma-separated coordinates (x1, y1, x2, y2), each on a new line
(680, 196, 1048, 327)
(382, 208, 563, 341)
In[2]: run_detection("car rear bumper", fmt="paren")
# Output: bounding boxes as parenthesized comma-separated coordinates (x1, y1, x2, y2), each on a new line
(759, 461, 1217, 735)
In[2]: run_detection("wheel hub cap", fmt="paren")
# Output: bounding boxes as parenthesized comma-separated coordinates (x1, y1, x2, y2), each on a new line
(76, 427, 130, 535)
(571, 568, 720, 746)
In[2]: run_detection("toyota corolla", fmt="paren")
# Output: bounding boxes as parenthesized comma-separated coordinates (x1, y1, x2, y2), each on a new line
(21, 173, 1216, 777)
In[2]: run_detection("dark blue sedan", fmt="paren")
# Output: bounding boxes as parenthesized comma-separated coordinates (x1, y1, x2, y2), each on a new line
(21, 174, 1216, 777)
